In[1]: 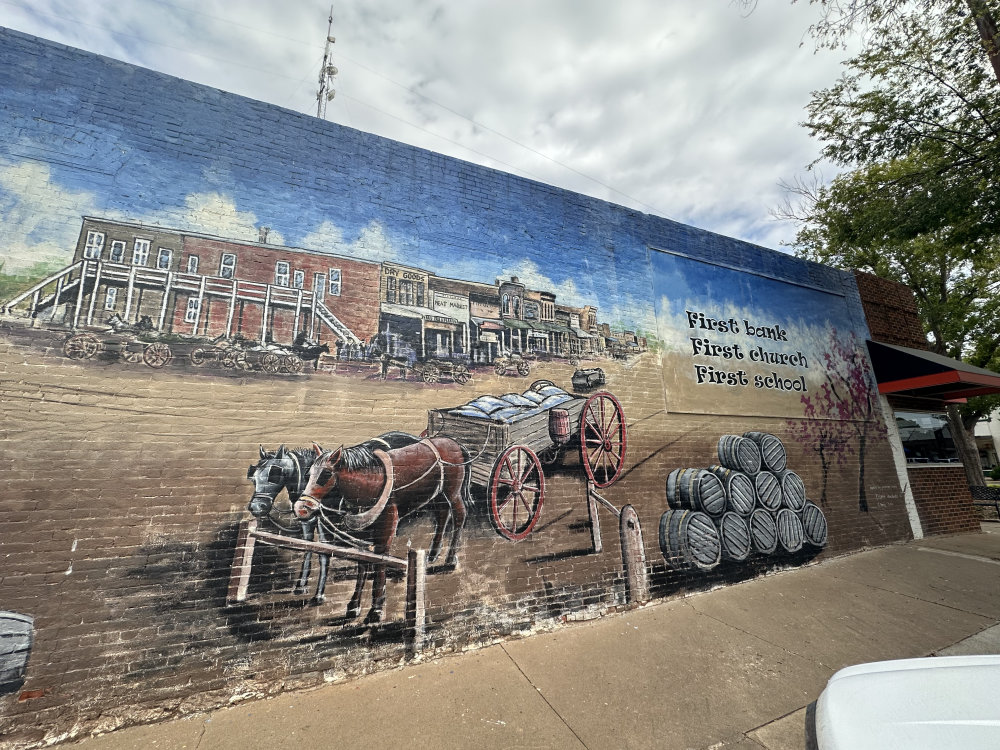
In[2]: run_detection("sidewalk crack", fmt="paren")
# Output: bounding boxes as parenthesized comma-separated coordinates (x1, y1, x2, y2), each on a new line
(500, 643, 590, 750)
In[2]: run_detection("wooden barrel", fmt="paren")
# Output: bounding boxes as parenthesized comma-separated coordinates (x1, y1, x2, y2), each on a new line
(718, 511, 752, 562)
(717, 435, 761, 475)
(743, 431, 787, 473)
(754, 470, 782, 511)
(658, 509, 721, 571)
(775, 508, 805, 553)
(0, 611, 33, 695)
(780, 471, 806, 511)
(749, 508, 778, 555)
(708, 466, 756, 516)
(666, 468, 727, 517)
(548, 408, 571, 445)
(800, 502, 828, 547)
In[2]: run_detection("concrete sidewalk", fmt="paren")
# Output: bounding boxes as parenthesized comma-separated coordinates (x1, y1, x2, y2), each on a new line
(69, 525, 1000, 750)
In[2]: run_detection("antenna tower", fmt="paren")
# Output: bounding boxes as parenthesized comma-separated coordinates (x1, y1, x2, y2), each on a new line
(316, 6, 338, 119)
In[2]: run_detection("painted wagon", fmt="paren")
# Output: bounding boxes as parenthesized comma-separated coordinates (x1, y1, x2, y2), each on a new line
(63, 328, 173, 368)
(426, 381, 627, 541)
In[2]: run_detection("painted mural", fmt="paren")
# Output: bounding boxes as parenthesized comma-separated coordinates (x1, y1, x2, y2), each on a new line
(0, 28, 914, 748)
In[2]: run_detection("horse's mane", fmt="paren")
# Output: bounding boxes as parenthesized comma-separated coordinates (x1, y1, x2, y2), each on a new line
(260, 447, 318, 468)
(337, 443, 381, 472)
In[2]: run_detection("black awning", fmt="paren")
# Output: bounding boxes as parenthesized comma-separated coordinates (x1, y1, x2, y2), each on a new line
(866, 340, 1000, 402)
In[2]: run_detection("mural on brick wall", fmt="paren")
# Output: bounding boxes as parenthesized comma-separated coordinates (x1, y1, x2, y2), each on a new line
(0, 29, 914, 748)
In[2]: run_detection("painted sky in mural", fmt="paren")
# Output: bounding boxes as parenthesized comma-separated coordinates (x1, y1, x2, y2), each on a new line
(0, 33, 655, 334)
(652, 249, 872, 418)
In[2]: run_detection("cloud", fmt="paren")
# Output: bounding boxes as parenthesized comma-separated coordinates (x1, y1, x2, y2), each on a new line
(0, 160, 97, 273)
(171, 191, 284, 245)
(500, 258, 583, 307)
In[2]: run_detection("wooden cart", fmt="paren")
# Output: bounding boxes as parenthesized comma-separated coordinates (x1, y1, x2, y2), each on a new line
(426, 381, 627, 541)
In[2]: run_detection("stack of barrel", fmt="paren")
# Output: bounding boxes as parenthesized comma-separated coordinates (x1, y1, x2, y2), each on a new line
(659, 432, 828, 571)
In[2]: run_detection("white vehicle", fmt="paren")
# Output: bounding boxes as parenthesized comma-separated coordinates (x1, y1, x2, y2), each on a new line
(812, 655, 1000, 749)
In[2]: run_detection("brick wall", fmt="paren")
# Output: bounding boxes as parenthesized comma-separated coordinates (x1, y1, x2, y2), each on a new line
(908, 466, 981, 535)
(0, 28, 919, 748)
(853, 271, 928, 349)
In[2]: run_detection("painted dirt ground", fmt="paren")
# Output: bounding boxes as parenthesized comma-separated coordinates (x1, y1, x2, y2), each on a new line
(0, 321, 910, 743)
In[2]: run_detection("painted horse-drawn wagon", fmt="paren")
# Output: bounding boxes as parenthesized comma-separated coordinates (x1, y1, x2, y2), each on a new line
(231, 382, 627, 628)
(63, 315, 174, 368)
(425, 381, 627, 540)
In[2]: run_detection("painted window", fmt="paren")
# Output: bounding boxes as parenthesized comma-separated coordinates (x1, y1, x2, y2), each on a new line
(292, 270, 305, 289)
(104, 287, 117, 310)
(314, 273, 327, 297)
(156, 247, 172, 270)
(502, 294, 510, 315)
(399, 280, 416, 306)
(385, 276, 397, 304)
(219, 253, 236, 279)
(84, 231, 105, 259)
(275, 261, 290, 287)
(513, 296, 520, 318)
(187, 255, 199, 274)
(132, 239, 151, 266)
(436, 333, 447, 356)
(184, 297, 201, 323)
(109, 241, 125, 263)
(416, 284, 424, 307)
(328, 268, 341, 296)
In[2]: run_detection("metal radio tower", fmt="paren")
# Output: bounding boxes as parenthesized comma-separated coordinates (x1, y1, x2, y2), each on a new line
(316, 6, 338, 119)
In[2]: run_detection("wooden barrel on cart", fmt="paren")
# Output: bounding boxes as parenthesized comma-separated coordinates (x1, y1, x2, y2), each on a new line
(749, 508, 778, 555)
(707, 466, 756, 516)
(800, 502, 829, 547)
(754, 470, 783, 512)
(779, 470, 807, 511)
(666, 469, 727, 517)
(775, 508, 805, 553)
(718, 511, 752, 562)
(659, 509, 722, 571)
(717, 435, 762, 475)
(743, 432, 787, 473)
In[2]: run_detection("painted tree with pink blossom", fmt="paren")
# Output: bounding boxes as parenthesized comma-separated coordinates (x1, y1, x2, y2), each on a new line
(787, 329, 885, 512)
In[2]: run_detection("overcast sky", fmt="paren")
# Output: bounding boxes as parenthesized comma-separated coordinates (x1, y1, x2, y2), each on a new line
(0, 0, 851, 252)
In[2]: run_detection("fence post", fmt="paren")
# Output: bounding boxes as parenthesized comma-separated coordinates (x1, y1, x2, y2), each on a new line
(226, 518, 258, 606)
(405, 548, 427, 658)
(619, 505, 648, 605)
(587, 481, 603, 554)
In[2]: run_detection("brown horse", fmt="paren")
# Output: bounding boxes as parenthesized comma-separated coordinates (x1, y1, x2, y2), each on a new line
(300, 437, 471, 624)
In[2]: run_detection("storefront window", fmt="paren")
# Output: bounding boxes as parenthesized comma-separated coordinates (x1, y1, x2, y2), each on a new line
(896, 411, 959, 464)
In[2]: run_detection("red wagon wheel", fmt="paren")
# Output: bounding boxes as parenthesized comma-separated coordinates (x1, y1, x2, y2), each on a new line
(579, 391, 627, 488)
(489, 445, 545, 541)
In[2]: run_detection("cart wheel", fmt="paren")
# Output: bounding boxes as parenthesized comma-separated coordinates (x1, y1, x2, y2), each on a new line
(189, 347, 208, 366)
(489, 445, 545, 541)
(235, 351, 252, 371)
(422, 364, 440, 384)
(494, 362, 506, 376)
(453, 364, 471, 385)
(64, 333, 100, 360)
(516, 361, 531, 377)
(282, 355, 304, 374)
(142, 342, 172, 369)
(119, 339, 143, 363)
(261, 353, 281, 374)
(529, 379, 555, 391)
(220, 349, 237, 368)
(579, 391, 627, 488)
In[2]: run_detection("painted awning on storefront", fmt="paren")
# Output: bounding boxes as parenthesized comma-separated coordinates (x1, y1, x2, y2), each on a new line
(570, 327, 592, 339)
(503, 319, 533, 330)
(471, 316, 504, 331)
(866, 340, 1000, 402)
(531, 321, 568, 334)
(381, 302, 458, 326)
